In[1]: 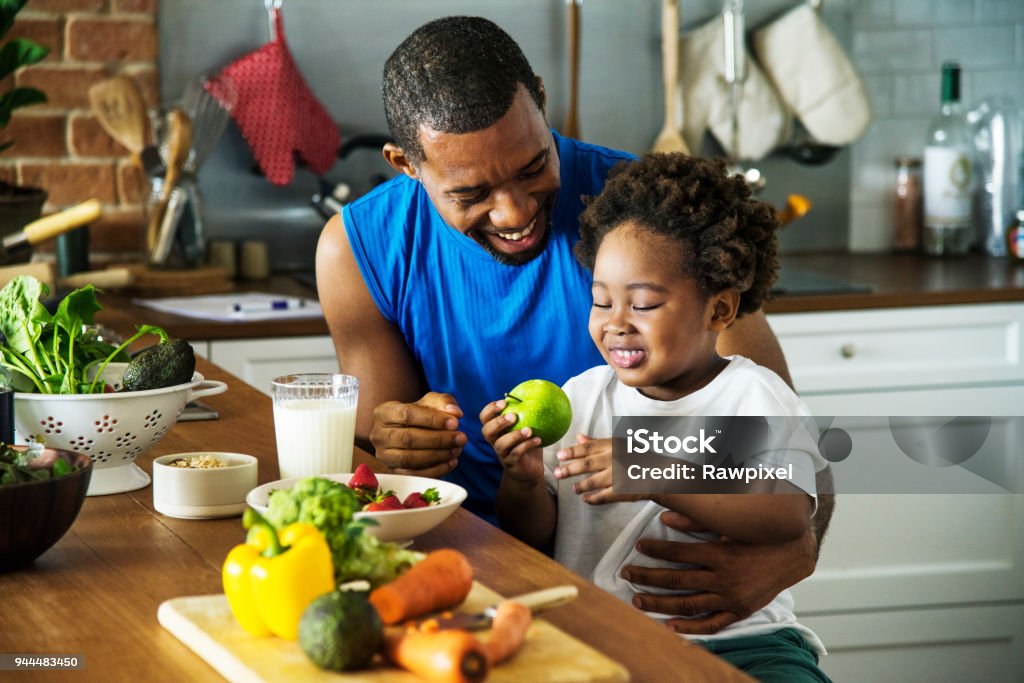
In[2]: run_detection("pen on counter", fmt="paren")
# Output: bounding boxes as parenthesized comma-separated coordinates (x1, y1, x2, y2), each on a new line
(230, 298, 307, 313)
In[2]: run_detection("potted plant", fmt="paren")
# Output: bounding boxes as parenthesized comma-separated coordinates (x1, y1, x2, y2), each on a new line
(0, 0, 50, 264)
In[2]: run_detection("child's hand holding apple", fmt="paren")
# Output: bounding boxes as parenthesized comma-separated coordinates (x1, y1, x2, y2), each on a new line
(480, 379, 573, 485)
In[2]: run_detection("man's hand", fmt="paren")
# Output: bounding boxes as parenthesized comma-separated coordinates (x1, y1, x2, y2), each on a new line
(370, 392, 467, 477)
(623, 511, 817, 635)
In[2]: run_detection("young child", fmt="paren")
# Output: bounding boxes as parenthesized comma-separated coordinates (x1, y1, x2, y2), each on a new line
(480, 154, 830, 682)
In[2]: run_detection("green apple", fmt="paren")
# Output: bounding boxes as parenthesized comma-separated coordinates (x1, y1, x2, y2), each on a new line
(500, 379, 573, 447)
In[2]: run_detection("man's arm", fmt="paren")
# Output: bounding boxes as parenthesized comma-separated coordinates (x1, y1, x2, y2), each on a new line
(813, 467, 836, 558)
(719, 308, 838, 554)
(317, 215, 467, 479)
(717, 310, 792, 388)
(316, 214, 427, 452)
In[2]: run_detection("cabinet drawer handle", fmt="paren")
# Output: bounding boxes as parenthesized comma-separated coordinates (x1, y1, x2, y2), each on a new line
(839, 343, 855, 359)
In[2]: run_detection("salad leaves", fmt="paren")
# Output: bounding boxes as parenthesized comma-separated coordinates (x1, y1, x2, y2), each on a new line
(0, 443, 76, 485)
(0, 275, 168, 394)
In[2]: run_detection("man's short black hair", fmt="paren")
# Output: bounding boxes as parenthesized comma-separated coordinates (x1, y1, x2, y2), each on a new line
(382, 16, 545, 166)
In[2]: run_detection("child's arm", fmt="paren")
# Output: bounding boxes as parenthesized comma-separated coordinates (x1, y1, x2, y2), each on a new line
(480, 400, 556, 550)
(648, 489, 812, 544)
(557, 442, 813, 544)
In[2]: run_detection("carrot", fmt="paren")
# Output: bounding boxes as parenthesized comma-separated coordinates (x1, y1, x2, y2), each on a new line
(383, 628, 489, 683)
(370, 549, 474, 625)
(482, 600, 532, 665)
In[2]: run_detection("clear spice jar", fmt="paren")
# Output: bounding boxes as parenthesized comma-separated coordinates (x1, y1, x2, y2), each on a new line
(893, 156, 923, 251)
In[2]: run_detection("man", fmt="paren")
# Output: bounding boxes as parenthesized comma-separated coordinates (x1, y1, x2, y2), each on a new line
(317, 15, 833, 636)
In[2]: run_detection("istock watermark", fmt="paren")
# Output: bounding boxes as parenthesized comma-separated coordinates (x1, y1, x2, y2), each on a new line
(611, 415, 1022, 495)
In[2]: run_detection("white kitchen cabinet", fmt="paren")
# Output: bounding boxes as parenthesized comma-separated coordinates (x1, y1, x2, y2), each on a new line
(204, 336, 338, 396)
(769, 302, 1024, 681)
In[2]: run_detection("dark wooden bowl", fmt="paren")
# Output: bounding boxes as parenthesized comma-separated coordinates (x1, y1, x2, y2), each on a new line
(0, 446, 92, 571)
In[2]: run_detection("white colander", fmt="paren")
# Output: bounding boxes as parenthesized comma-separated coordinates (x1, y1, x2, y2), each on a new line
(14, 364, 227, 496)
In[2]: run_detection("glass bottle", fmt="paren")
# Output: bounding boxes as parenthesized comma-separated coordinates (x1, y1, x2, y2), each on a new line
(893, 156, 922, 251)
(923, 62, 975, 256)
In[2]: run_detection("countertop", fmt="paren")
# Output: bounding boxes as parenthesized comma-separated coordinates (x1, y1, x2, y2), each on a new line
(765, 252, 1024, 314)
(96, 253, 1024, 340)
(0, 357, 751, 683)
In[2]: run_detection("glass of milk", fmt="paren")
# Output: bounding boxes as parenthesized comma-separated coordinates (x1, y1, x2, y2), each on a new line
(271, 374, 359, 479)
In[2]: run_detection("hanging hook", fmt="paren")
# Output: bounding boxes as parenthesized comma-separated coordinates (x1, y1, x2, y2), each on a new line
(265, 0, 283, 40)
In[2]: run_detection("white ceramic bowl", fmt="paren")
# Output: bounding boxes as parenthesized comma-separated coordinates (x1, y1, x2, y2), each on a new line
(246, 473, 467, 544)
(14, 363, 228, 496)
(153, 452, 258, 520)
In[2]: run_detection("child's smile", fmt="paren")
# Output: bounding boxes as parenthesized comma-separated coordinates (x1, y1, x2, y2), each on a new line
(607, 347, 646, 368)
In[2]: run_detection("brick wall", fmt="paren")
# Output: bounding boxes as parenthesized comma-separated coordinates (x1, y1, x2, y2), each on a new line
(2, 0, 158, 259)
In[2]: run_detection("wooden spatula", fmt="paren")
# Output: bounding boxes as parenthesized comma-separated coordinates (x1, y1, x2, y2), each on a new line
(651, 0, 690, 154)
(147, 108, 193, 257)
(88, 76, 150, 166)
(562, 0, 581, 139)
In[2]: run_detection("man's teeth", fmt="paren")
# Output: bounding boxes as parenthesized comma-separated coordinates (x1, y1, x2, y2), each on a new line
(612, 350, 643, 361)
(496, 219, 536, 241)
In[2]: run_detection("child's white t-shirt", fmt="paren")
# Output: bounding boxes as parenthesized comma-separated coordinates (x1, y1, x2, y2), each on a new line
(542, 355, 827, 653)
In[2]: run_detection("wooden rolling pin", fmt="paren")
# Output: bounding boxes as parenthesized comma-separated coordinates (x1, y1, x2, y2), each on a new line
(1, 199, 103, 258)
(0, 262, 133, 292)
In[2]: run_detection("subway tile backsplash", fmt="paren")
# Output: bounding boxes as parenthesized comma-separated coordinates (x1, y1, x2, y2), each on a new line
(156, 0, 1022, 259)
(847, 0, 1024, 251)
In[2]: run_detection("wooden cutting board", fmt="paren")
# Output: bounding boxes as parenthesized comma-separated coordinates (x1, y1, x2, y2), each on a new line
(158, 583, 629, 683)
(123, 264, 233, 296)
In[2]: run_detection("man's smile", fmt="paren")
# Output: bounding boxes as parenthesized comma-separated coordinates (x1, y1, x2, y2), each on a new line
(493, 218, 536, 242)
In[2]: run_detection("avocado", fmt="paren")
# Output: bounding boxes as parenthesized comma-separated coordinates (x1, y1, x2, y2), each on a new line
(299, 590, 382, 671)
(121, 339, 196, 391)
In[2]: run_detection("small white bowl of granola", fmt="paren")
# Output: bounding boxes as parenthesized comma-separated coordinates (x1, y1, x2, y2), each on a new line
(152, 452, 258, 519)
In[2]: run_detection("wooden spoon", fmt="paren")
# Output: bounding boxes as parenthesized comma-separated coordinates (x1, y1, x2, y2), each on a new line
(650, 0, 690, 154)
(88, 76, 150, 166)
(562, 0, 581, 139)
(146, 108, 192, 255)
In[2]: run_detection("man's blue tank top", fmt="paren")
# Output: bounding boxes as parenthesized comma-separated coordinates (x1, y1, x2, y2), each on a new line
(343, 132, 634, 520)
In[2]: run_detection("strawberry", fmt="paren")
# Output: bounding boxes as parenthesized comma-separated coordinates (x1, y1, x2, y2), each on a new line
(347, 463, 379, 493)
(364, 494, 403, 512)
(402, 487, 441, 509)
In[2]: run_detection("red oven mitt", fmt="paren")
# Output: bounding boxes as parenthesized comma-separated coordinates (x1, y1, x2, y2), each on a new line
(209, 8, 339, 186)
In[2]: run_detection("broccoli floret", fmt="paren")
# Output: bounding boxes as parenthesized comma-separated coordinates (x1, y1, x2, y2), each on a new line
(262, 477, 418, 586)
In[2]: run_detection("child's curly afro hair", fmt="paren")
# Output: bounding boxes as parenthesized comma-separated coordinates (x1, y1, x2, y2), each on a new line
(575, 153, 779, 317)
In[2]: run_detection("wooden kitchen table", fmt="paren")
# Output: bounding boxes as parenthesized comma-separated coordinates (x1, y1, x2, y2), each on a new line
(0, 359, 750, 683)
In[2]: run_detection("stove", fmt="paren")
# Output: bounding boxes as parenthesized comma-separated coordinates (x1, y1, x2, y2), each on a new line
(771, 267, 872, 296)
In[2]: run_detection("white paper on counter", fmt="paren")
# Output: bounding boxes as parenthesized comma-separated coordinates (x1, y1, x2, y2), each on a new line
(133, 292, 323, 322)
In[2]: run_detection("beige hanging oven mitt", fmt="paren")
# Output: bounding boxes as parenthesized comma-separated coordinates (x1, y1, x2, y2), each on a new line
(753, 2, 871, 146)
(679, 15, 788, 161)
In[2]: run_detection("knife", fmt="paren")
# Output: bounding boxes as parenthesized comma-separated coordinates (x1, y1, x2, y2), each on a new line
(416, 585, 578, 632)
(1, 199, 102, 258)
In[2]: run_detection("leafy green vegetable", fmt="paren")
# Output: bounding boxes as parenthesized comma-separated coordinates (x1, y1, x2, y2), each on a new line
(0, 443, 78, 485)
(262, 477, 418, 587)
(0, 275, 168, 394)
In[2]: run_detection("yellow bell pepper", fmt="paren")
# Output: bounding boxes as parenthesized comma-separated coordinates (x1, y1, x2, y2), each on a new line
(222, 509, 335, 640)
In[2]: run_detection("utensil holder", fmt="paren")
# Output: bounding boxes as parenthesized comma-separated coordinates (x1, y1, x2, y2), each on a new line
(144, 173, 205, 268)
